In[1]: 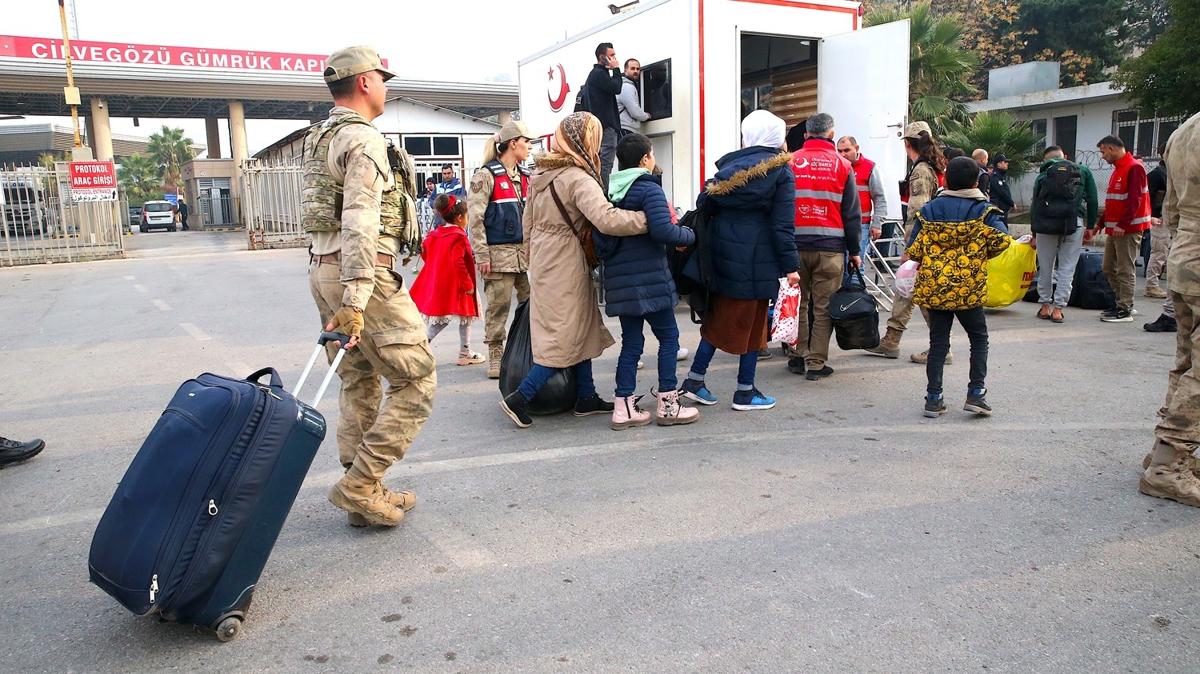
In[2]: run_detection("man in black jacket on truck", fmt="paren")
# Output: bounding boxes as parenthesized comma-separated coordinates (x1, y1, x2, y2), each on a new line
(586, 42, 624, 191)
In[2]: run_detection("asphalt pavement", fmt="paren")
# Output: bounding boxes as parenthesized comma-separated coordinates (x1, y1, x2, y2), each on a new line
(1, 230, 1197, 673)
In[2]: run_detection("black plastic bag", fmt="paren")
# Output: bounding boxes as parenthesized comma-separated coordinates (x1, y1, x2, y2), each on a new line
(498, 301, 577, 416)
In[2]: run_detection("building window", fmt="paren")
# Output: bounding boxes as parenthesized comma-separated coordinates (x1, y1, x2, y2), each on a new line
(432, 136, 460, 156)
(404, 136, 432, 156)
(1113, 110, 1185, 159)
(402, 135, 461, 158)
(1053, 115, 1077, 160)
(1031, 118, 1047, 148)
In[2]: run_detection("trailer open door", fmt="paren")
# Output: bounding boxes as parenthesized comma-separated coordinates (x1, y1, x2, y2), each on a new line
(818, 19, 910, 219)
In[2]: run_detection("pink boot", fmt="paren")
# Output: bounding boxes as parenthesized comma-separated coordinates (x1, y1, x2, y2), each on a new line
(611, 395, 652, 430)
(656, 389, 700, 426)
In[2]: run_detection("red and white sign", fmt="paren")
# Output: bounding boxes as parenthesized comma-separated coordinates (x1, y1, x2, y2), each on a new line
(69, 161, 117, 202)
(0, 35, 388, 75)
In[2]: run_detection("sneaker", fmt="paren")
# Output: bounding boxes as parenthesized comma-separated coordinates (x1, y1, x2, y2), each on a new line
(1144, 314, 1178, 333)
(786, 357, 806, 375)
(732, 388, 777, 411)
(1145, 286, 1169, 299)
(456, 351, 486, 366)
(923, 396, 947, 418)
(500, 391, 533, 428)
(680, 378, 718, 406)
(574, 393, 615, 417)
(805, 365, 834, 381)
(964, 389, 992, 416)
(1101, 308, 1134, 323)
(756, 348, 773, 361)
(0, 437, 45, 468)
(676, 347, 690, 362)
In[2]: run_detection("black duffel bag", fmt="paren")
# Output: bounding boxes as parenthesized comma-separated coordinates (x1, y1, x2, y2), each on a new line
(829, 268, 881, 350)
(498, 301, 577, 415)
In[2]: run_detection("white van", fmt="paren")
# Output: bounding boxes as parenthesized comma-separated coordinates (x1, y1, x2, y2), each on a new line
(140, 200, 177, 232)
(519, 0, 910, 214)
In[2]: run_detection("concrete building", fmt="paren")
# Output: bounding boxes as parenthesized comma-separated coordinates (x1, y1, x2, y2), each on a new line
(966, 62, 1191, 208)
(0, 122, 188, 165)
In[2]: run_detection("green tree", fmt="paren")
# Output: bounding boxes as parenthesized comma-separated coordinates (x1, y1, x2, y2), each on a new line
(117, 153, 162, 205)
(37, 152, 65, 170)
(1017, 0, 1126, 85)
(1115, 0, 1200, 117)
(867, 1, 979, 133)
(147, 125, 195, 193)
(941, 111, 1041, 176)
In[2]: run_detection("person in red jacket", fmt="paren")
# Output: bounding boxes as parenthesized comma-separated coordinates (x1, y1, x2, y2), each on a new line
(1094, 135, 1153, 323)
(409, 195, 484, 365)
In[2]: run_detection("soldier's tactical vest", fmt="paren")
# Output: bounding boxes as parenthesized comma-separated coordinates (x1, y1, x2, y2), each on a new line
(381, 141, 422, 255)
(482, 160, 530, 246)
(301, 111, 412, 244)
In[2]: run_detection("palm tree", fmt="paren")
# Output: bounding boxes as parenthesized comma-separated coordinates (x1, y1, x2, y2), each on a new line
(147, 126, 196, 193)
(117, 153, 163, 205)
(866, 1, 979, 134)
(941, 111, 1041, 176)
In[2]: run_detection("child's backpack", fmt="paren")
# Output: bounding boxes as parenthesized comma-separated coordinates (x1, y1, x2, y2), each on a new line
(1032, 160, 1082, 235)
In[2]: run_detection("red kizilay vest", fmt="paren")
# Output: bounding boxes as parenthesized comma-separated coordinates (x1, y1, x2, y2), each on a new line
(851, 155, 876, 226)
(792, 138, 852, 238)
(1103, 152, 1152, 234)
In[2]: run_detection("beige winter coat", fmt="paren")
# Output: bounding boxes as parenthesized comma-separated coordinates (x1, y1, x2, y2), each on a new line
(524, 158, 647, 368)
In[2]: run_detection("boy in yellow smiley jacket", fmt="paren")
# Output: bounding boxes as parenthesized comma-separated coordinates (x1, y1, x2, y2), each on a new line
(907, 156, 1014, 418)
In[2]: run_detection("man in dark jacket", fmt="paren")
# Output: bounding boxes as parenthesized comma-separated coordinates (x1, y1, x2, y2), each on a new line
(787, 112, 861, 381)
(586, 42, 624, 191)
(989, 154, 1015, 221)
(972, 149, 991, 197)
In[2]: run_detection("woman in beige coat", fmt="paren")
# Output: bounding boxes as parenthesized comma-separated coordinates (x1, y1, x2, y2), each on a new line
(500, 112, 648, 428)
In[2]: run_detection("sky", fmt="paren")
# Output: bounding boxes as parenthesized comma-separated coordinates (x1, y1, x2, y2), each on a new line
(1, 0, 614, 153)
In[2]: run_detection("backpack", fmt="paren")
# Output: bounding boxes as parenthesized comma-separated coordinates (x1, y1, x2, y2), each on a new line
(674, 207, 714, 325)
(573, 84, 590, 113)
(1031, 161, 1082, 235)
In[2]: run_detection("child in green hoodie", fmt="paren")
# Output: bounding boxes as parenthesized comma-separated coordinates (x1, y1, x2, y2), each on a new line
(595, 133, 698, 430)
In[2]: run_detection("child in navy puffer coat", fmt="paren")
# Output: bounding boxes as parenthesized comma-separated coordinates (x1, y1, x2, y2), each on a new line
(595, 133, 698, 430)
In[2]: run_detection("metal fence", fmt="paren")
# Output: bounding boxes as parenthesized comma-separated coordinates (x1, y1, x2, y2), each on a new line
(1, 163, 125, 267)
(242, 158, 304, 250)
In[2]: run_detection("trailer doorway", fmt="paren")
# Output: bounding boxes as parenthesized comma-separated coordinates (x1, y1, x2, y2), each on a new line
(739, 33, 819, 132)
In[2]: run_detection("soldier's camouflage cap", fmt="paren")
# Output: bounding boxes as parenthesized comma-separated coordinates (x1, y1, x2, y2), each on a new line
(324, 46, 395, 84)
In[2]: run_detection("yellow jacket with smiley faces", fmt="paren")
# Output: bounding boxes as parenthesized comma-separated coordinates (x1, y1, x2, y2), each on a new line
(906, 195, 1014, 311)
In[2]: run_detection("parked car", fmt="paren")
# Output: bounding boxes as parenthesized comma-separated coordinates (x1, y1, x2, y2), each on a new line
(3, 179, 46, 235)
(127, 205, 143, 225)
(140, 200, 177, 232)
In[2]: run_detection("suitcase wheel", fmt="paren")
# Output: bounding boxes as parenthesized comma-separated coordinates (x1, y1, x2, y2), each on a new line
(215, 615, 242, 642)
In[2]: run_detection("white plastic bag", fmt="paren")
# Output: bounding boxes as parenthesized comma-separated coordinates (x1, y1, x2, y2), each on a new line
(771, 279, 802, 346)
(894, 260, 919, 298)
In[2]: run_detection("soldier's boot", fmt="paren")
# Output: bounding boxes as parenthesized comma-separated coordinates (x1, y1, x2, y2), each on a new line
(864, 328, 902, 359)
(486, 342, 504, 380)
(330, 468, 404, 527)
(347, 486, 417, 527)
(1141, 449, 1200, 477)
(1139, 442, 1200, 508)
(911, 349, 952, 365)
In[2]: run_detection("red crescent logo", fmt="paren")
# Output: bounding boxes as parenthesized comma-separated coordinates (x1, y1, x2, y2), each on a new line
(547, 63, 570, 112)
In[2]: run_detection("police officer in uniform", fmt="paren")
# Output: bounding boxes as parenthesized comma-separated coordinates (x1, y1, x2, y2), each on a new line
(468, 121, 536, 378)
(302, 46, 436, 527)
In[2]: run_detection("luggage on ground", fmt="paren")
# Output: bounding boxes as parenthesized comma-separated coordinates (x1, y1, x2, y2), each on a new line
(89, 332, 347, 641)
(1068, 248, 1116, 310)
(499, 301, 577, 415)
(829, 268, 881, 350)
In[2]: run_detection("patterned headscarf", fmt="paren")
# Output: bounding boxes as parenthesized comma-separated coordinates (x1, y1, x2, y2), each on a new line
(545, 112, 604, 187)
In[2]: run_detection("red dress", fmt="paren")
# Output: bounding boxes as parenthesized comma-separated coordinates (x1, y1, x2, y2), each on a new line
(409, 226, 479, 319)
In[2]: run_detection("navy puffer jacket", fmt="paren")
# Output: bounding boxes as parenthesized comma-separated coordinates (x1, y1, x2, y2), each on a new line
(596, 173, 695, 317)
(684, 146, 799, 300)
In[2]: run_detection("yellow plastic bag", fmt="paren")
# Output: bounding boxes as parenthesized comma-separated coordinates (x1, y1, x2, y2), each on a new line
(984, 242, 1037, 308)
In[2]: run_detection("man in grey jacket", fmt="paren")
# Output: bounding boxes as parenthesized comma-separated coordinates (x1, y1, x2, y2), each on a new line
(617, 59, 651, 137)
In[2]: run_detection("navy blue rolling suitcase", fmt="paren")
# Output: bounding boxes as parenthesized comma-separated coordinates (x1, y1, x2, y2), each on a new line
(88, 333, 349, 641)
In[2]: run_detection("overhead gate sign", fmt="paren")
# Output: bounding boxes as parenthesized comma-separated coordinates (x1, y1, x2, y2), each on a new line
(69, 161, 118, 202)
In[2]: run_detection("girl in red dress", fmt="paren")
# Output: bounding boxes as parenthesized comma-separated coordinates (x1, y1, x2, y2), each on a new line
(409, 195, 484, 366)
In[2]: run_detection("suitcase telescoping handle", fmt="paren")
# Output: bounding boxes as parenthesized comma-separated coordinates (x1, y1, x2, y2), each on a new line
(292, 331, 353, 407)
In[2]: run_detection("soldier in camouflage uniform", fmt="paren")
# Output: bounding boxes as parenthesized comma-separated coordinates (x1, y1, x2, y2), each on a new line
(468, 121, 536, 378)
(302, 46, 436, 527)
(1140, 111, 1200, 507)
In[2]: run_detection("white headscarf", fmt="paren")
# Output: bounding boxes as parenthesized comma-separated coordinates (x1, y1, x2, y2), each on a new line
(741, 109, 787, 150)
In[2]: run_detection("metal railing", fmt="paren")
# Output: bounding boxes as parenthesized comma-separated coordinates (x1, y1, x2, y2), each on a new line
(1, 163, 124, 267)
(242, 158, 304, 250)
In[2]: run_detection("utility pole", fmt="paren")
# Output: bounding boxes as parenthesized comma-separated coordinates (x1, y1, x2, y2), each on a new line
(58, 0, 90, 159)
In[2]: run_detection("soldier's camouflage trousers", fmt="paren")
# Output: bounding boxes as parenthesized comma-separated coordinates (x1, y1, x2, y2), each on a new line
(309, 261, 436, 481)
(483, 271, 530, 346)
(1156, 291, 1200, 457)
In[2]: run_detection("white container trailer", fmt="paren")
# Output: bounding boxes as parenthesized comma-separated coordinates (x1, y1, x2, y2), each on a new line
(518, 0, 910, 214)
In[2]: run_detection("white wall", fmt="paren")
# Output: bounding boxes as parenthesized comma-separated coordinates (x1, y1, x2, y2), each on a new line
(377, 99, 501, 135)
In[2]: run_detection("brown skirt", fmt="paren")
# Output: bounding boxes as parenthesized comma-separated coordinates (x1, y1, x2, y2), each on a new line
(700, 294, 769, 355)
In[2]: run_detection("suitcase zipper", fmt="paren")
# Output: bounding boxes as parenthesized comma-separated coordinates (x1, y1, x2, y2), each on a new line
(144, 381, 243, 613)
(163, 390, 276, 611)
